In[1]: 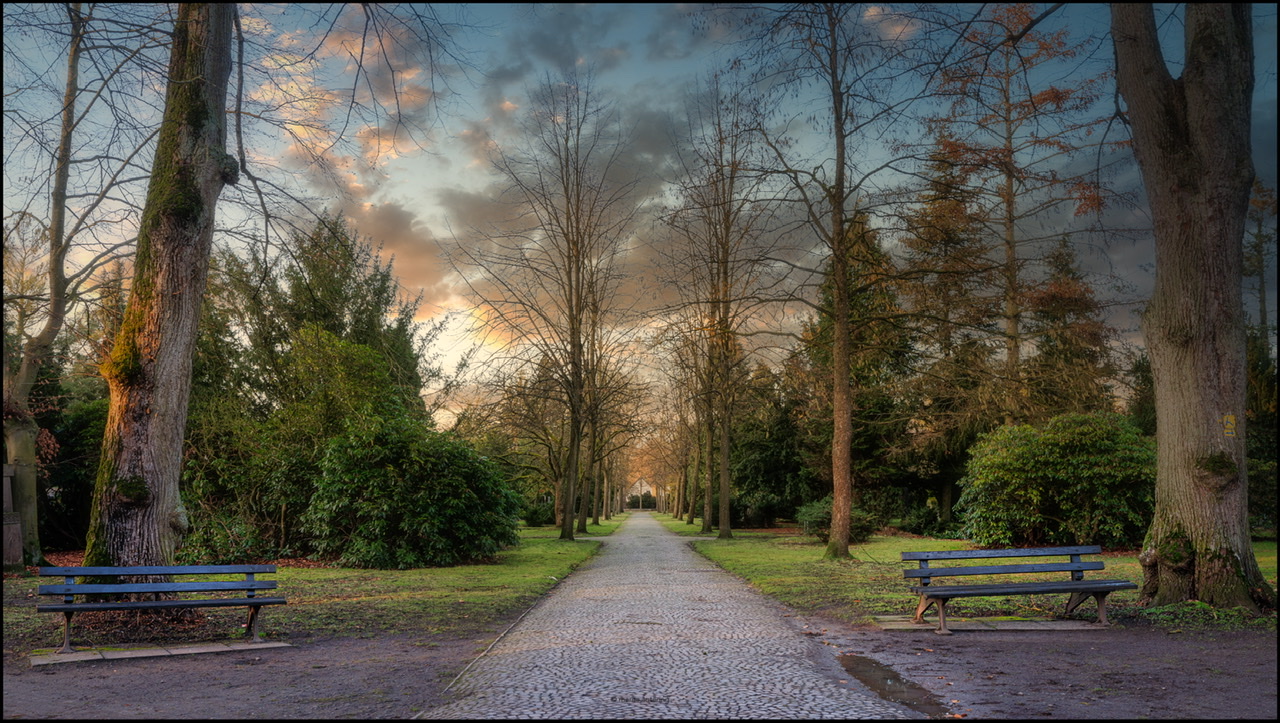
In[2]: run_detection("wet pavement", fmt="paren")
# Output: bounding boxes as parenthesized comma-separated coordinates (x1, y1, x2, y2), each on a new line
(413, 512, 919, 720)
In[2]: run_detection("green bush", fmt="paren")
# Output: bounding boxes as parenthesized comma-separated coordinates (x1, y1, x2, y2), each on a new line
(301, 405, 522, 568)
(956, 412, 1155, 548)
(898, 504, 965, 539)
(522, 500, 556, 527)
(796, 495, 878, 544)
(178, 509, 278, 564)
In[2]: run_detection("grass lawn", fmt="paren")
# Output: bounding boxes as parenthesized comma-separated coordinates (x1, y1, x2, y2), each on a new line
(2, 515, 630, 656)
(658, 514, 1278, 631)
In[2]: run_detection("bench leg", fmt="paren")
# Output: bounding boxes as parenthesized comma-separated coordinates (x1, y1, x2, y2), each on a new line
(933, 599, 953, 635)
(913, 595, 936, 624)
(246, 605, 264, 643)
(1065, 592, 1113, 625)
(1093, 593, 1112, 625)
(58, 612, 76, 654)
(1065, 591, 1088, 615)
(914, 595, 953, 634)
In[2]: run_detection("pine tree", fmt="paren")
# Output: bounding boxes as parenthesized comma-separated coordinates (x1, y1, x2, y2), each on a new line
(898, 140, 1004, 515)
(1023, 237, 1117, 419)
(931, 3, 1112, 424)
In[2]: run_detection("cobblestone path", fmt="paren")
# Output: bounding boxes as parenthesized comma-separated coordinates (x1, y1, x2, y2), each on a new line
(414, 512, 917, 719)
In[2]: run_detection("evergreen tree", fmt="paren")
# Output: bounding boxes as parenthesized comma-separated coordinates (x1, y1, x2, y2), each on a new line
(181, 216, 447, 559)
(797, 214, 912, 520)
(898, 140, 1003, 518)
(1023, 237, 1117, 419)
(1126, 354, 1157, 436)
(729, 364, 822, 526)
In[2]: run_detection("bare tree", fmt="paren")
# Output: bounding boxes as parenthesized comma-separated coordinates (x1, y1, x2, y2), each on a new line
(660, 72, 780, 539)
(651, 312, 713, 529)
(3, 3, 168, 564)
(1112, 3, 1274, 611)
(740, 3, 926, 558)
(456, 68, 639, 541)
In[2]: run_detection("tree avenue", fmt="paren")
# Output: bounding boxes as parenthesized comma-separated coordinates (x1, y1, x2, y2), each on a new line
(2, 3, 1273, 618)
(456, 67, 638, 543)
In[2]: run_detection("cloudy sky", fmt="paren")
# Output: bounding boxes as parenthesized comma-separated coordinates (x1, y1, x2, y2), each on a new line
(292, 3, 1275, 373)
(4, 3, 1276, 396)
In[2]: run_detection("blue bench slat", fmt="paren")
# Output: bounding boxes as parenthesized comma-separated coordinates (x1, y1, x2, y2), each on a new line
(910, 580, 1137, 598)
(39, 565, 277, 576)
(904, 561, 1105, 579)
(39, 580, 278, 595)
(901, 546, 1102, 561)
(38, 597, 287, 613)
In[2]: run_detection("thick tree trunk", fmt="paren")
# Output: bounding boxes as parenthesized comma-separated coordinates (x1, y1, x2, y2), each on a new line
(823, 4, 853, 560)
(559, 420, 580, 541)
(826, 242, 854, 559)
(600, 464, 610, 521)
(701, 403, 714, 533)
(686, 435, 699, 524)
(717, 397, 733, 539)
(1112, 3, 1274, 611)
(4, 427, 40, 566)
(673, 457, 685, 520)
(575, 452, 592, 533)
(84, 4, 236, 568)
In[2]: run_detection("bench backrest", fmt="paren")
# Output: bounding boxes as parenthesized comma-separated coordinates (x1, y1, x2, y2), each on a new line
(902, 546, 1105, 586)
(38, 565, 278, 603)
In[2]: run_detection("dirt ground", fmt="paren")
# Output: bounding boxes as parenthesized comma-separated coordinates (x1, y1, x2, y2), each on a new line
(804, 613, 1278, 720)
(4, 607, 1275, 719)
(2, 632, 480, 719)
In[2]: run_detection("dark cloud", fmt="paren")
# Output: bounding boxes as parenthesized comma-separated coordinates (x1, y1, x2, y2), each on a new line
(645, 3, 746, 60)
(644, 5, 706, 61)
(513, 4, 632, 73)
(335, 197, 454, 311)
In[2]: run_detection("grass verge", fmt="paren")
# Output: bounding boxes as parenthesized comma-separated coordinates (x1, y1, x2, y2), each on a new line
(3, 519, 629, 657)
(658, 514, 1277, 632)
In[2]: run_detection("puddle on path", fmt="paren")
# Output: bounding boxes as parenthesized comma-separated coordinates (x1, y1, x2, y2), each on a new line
(838, 654, 951, 718)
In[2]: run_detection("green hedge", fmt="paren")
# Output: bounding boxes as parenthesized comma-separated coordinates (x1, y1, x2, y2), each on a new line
(956, 412, 1155, 547)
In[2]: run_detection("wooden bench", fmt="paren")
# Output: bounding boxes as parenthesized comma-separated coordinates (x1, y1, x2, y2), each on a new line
(37, 564, 286, 653)
(902, 546, 1137, 634)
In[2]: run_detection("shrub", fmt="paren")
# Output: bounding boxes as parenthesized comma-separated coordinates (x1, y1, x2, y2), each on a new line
(898, 504, 964, 539)
(301, 406, 522, 568)
(522, 500, 556, 527)
(956, 412, 1155, 548)
(796, 495, 878, 544)
(178, 509, 278, 564)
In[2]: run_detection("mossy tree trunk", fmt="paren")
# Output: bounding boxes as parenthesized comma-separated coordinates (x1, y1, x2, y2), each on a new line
(84, 4, 237, 568)
(1112, 3, 1275, 612)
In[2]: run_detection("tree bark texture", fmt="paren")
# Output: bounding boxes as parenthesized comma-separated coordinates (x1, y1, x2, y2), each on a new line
(84, 4, 236, 568)
(717, 397, 733, 539)
(1112, 3, 1274, 611)
(825, 227, 854, 559)
(821, 4, 854, 560)
(701, 400, 714, 534)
